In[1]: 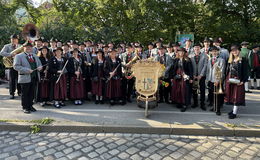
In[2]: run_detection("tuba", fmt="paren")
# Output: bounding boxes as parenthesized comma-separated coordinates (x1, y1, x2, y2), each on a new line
(3, 23, 39, 68)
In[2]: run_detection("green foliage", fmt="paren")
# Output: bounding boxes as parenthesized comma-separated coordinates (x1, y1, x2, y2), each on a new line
(1, 0, 260, 45)
(30, 124, 41, 134)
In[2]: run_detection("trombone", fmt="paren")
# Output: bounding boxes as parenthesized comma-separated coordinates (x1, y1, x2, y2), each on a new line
(213, 64, 224, 112)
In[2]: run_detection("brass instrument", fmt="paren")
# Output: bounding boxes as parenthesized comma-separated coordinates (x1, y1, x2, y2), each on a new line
(213, 64, 224, 112)
(192, 78, 200, 94)
(124, 54, 140, 79)
(3, 23, 39, 68)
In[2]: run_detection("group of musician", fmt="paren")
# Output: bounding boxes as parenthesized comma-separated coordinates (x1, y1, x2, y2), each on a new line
(1, 34, 260, 119)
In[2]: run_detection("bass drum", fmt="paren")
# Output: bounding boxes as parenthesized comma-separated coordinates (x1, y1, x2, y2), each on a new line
(136, 93, 158, 109)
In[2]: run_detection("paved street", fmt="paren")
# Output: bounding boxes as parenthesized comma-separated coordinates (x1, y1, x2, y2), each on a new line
(0, 131, 259, 160)
(0, 83, 259, 132)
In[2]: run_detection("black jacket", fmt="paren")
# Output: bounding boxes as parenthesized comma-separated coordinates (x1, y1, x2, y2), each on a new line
(91, 57, 105, 78)
(170, 58, 193, 80)
(226, 57, 248, 83)
(104, 57, 122, 79)
(66, 57, 86, 78)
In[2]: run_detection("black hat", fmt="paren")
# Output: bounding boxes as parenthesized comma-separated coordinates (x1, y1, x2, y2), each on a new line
(155, 39, 162, 44)
(23, 42, 33, 47)
(95, 49, 104, 55)
(36, 37, 43, 42)
(213, 38, 221, 43)
(148, 42, 154, 46)
(42, 38, 48, 43)
(50, 38, 57, 42)
(10, 34, 19, 39)
(252, 44, 259, 49)
(73, 48, 79, 52)
(137, 44, 143, 48)
(230, 45, 240, 51)
(241, 41, 249, 46)
(80, 42, 86, 46)
(172, 42, 180, 47)
(203, 37, 211, 42)
(126, 43, 133, 48)
(209, 46, 219, 51)
(84, 39, 92, 43)
(177, 48, 186, 52)
(185, 38, 192, 42)
(158, 45, 165, 49)
(166, 43, 173, 48)
(39, 46, 49, 51)
(193, 43, 201, 47)
(71, 40, 78, 45)
(54, 47, 63, 52)
(109, 48, 117, 53)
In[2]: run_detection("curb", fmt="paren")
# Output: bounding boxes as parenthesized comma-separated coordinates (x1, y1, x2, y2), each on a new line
(0, 123, 259, 137)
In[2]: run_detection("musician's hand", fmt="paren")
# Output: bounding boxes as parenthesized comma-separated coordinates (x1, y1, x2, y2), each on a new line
(189, 80, 193, 83)
(44, 70, 47, 73)
(29, 69, 34, 73)
(75, 71, 80, 76)
(238, 82, 244, 85)
(214, 82, 219, 86)
(109, 72, 114, 76)
(198, 76, 202, 80)
(57, 70, 62, 74)
(37, 66, 43, 71)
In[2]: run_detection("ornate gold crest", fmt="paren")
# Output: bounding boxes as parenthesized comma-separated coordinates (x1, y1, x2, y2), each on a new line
(131, 59, 165, 97)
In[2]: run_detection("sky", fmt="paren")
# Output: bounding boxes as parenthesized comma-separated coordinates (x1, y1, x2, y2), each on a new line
(31, 0, 48, 7)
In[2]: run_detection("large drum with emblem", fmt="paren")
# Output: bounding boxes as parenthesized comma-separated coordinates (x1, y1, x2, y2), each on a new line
(131, 59, 165, 117)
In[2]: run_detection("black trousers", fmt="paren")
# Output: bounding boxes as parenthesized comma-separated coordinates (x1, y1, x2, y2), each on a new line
(9, 68, 21, 95)
(20, 78, 37, 110)
(192, 77, 206, 105)
(122, 78, 135, 99)
(208, 81, 224, 111)
(159, 78, 170, 102)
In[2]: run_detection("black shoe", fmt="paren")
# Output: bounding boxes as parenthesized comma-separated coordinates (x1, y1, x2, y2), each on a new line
(119, 100, 125, 105)
(245, 90, 252, 93)
(54, 104, 61, 108)
(210, 107, 214, 112)
(127, 98, 132, 103)
(23, 109, 30, 114)
(10, 95, 15, 99)
(257, 87, 260, 90)
(191, 104, 198, 108)
(95, 100, 99, 104)
(110, 100, 115, 106)
(60, 102, 65, 106)
(176, 104, 182, 109)
(30, 107, 37, 112)
(180, 106, 187, 112)
(250, 86, 255, 89)
(200, 105, 206, 111)
(229, 113, 237, 119)
(228, 110, 233, 116)
(100, 100, 104, 104)
(165, 100, 170, 104)
(216, 112, 221, 116)
(158, 100, 164, 103)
